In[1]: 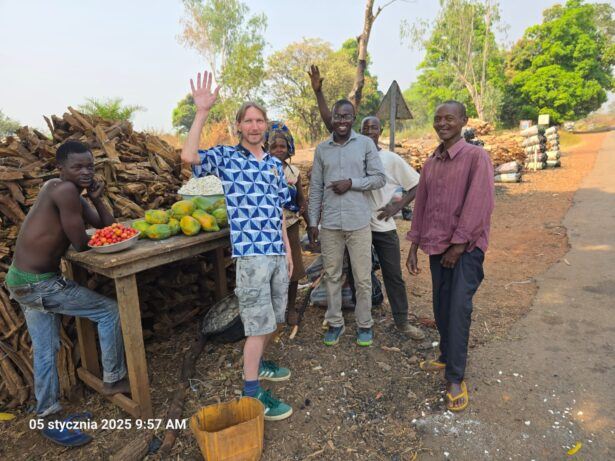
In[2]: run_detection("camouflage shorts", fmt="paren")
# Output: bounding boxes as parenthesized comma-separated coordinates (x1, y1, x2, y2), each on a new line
(234, 255, 289, 336)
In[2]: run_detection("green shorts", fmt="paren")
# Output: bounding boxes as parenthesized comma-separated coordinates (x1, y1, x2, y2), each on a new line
(234, 255, 289, 336)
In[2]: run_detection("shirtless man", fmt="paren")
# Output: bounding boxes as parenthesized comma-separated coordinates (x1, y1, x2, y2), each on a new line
(5, 141, 128, 445)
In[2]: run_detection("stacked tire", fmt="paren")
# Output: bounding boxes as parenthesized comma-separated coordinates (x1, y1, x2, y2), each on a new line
(544, 126, 561, 168)
(520, 125, 547, 170)
(494, 161, 522, 183)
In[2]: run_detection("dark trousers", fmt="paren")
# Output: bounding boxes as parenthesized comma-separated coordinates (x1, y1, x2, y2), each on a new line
(372, 230, 409, 324)
(429, 248, 484, 383)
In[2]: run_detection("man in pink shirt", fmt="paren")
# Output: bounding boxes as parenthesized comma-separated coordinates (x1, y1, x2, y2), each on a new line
(406, 101, 494, 412)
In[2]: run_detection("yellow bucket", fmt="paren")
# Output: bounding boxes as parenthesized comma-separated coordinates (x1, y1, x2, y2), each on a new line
(190, 397, 264, 461)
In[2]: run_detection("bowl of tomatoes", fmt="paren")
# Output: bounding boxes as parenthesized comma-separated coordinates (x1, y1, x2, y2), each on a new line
(88, 223, 140, 253)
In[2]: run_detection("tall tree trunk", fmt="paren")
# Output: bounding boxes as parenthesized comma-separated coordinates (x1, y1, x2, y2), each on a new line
(347, 0, 398, 111)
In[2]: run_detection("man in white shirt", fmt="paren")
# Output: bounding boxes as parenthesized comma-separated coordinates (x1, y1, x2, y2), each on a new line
(362, 116, 425, 340)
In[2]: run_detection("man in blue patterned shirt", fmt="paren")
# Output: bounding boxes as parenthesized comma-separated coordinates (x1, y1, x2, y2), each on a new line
(181, 70, 294, 421)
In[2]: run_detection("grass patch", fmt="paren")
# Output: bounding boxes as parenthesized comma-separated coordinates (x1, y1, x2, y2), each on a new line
(559, 131, 583, 150)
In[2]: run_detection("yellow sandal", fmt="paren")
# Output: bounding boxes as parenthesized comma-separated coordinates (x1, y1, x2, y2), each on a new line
(446, 381, 469, 412)
(419, 360, 446, 371)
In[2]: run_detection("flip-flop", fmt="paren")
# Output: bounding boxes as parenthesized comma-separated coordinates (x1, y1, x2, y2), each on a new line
(419, 360, 446, 371)
(446, 381, 469, 412)
(41, 412, 94, 447)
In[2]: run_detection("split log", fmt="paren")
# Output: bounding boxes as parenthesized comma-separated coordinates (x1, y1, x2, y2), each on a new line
(159, 334, 207, 457)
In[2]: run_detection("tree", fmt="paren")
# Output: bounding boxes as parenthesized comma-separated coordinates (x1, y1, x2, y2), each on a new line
(267, 39, 346, 142)
(266, 38, 382, 142)
(78, 97, 144, 121)
(503, 0, 614, 124)
(402, 0, 505, 121)
(172, 94, 197, 134)
(339, 39, 382, 121)
(0, 110, 20, 138)
(178, 0, 266, 129)
(348, 0, 400, 110)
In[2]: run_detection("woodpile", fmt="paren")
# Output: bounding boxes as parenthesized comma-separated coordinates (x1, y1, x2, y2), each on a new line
(1, 107, 186, 271)
(0, 108, 230, 408)
(395, 130, 525, 172)
(466, 118, 495, 135)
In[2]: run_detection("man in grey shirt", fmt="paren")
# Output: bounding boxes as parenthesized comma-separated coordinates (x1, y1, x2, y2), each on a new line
(308, 99, 386, 347)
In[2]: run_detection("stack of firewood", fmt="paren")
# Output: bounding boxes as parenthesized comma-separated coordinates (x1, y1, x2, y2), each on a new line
(466, 118, 495, 136)
(395, 130, 525, 172)
(0, 107, 187, 272)
(0, 108, 232, 408)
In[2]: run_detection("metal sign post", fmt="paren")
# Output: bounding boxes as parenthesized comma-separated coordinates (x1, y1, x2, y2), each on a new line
(376, 80, 413, 152)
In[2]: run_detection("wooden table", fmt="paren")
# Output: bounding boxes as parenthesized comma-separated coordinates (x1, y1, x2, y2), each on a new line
(63, 218, 298, 419)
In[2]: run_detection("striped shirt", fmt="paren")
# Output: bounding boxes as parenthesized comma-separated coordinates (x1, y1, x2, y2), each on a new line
(406, 138, 494, 255)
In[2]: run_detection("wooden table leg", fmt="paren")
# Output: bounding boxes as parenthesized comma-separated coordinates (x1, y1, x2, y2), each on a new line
(213, 246, 228, 301)
(65, 263, 101, 378)
(115, 274, 153, 419)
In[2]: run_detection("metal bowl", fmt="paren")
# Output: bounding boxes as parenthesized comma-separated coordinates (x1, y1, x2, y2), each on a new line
(87, 230, 140, 254)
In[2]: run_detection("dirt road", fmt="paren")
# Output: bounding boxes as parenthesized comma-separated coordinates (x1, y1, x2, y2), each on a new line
(417, 132, 615, 460)
(1, 132, 611, 460)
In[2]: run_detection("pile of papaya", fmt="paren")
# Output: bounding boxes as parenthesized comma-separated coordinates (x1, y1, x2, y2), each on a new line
(132, 197, 228, 241)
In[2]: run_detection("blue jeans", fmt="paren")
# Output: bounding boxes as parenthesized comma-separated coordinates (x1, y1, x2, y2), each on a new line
(6, 275, 127, 417)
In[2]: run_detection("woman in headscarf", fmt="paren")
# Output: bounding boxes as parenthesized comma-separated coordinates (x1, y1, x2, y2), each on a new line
(264, 121, 308, 326)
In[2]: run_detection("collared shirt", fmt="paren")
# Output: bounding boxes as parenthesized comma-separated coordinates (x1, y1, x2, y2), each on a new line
(192, 144, 290, 257)
(407, 138, 494, 255)
(309, 130, 386, 231)
(368, 149, 420, 232)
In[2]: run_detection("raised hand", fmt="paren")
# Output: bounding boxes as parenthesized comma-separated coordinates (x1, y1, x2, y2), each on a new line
(190, 70, 220, 112)
(308, 65, 324, 93)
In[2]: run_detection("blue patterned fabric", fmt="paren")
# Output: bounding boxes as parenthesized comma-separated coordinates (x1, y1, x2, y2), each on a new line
(192, 144, 291, 257)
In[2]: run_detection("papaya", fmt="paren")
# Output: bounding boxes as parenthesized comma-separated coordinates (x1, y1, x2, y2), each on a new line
(180, 216, 201, 236)
(191, 196, 217, 213)
(167, 217, 180, 236)
(132, 220, 150, 238)
(192, 209, 220, 232)
(213, 197, 226, 210)
(171, 200, 195, 218)
(145, 209, 169, 225)
(211, 208, 228, 228)
(146, 224, 172, 240)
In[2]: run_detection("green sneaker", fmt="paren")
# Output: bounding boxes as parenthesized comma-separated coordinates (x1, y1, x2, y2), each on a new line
(323, 325, 345, 346)
(252, 388, 293, 421)
(259, 360, 291, 382)
(356, 327, 373, 347)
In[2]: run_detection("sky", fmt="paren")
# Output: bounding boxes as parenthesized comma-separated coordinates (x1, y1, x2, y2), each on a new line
(0, 0, 602, 132)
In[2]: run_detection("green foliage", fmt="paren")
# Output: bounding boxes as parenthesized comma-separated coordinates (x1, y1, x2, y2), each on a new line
(179, 0, 266, 125)
(401, 0, 505, 122)
(503, 0, 614, 124)
(266, 38, 381, 143)
(337, 39, 381, 125)
(403, 68, 476, 126)
(172, 94, 196, 134)
(0, 110, 20, 137)
(78, 98, 144, 121)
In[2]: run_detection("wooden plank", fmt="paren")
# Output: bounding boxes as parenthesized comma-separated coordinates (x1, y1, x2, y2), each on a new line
(67, 106, 94, 130)
(66, 263, 102, 378)
(65, 218, 298, 274)
(115, 274, 153, 419)
(0, 193, 26, 223)
(94, 125, 120, 160)
(71, 238, 228, 279)
(77, 368, 141, 418)
(213, 247, 227, 301)
(0, 170, 24, 181)
(66, 226, 231, 269)
(5, 182, 25, 205)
